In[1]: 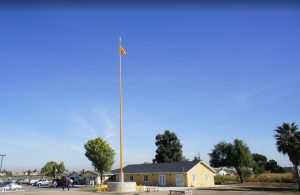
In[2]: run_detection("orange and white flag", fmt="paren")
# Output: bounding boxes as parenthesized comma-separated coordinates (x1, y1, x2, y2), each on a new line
(120, 46, 127, 55)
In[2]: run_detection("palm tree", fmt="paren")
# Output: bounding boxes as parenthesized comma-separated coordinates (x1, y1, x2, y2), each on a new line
(274, 122, 300, 190)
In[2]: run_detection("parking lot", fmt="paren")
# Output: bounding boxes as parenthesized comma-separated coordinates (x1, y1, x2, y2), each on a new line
(0, 185, 79, 194)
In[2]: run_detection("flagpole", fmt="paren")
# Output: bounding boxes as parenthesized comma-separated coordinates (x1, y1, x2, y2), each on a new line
(119, 37, 124, 183)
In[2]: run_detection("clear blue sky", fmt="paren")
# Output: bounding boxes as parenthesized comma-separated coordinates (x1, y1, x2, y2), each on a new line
(1, 5, 300, 171)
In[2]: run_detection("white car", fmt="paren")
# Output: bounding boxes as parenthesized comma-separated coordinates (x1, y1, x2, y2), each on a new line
(0, 185, 9, 192)
(35, 179, 49, 187)
(29, 179, 39, 186)
(18, 178, 29, 185)
(0, 183, 22, 191)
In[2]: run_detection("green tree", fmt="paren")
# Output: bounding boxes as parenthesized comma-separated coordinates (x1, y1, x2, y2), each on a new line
(0, 169, 7, 175)
(265, 159, 285, 173)
(84, 137, 115, 184)
(41, 161, 66, 178)
(252, 153, 268, 174)
(193, 152, 202, 161)
(274, 122, 300, 190)
(57, 162, 66, 175)
(26, 170, 32, 176)
(41, 161, 57, 178)
(209, 139, 253, 183)
(153, 130, 184, 163)
(209, 141, 232, 167)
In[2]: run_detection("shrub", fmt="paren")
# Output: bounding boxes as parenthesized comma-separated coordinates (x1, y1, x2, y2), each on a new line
(214, 173, 297, 184)
(247, 173, 296, 183)
(214, 175, 239, 184)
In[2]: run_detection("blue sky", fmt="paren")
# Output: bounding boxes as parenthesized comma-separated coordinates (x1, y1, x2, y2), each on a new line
(0, 6, 300, 171)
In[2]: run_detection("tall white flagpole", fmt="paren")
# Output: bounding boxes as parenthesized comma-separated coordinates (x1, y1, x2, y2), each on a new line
(119, 37, 124, 183)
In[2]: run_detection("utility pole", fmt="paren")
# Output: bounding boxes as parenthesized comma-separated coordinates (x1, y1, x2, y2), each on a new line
(0, 154, 6, 173)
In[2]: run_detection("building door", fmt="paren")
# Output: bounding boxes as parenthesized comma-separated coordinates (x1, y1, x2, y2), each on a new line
(159, 175, 166, 186)
(175, 174, 184, 187)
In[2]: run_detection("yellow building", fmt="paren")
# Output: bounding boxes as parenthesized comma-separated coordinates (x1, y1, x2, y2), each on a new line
(112, 160, 215, 187)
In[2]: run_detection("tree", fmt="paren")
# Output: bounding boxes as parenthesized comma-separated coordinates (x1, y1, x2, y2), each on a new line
(84, 137, 115, 184)
(252, 153, 268, 174)
(265, 159, 285, 173)
(274, 122, 300, 190)
(209, 139, 253, 183)
(41, 161, 66, 178)
(25, 170, 32, 176)
(153, 130, 184, 163)
(41, 161, 57, 178)
(0, 169, 7, 176)
(182, 156, 190, 162)
(193, 152, 202, 161)
(57, 162, 66, 175)
(229, 139, 253, 182)
(209, 141, 232, 167)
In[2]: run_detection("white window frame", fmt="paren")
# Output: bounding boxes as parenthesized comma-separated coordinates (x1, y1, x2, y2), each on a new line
(192, 174, 199, 182)
(205, 174, 210, 181)
(159, 175, 166, 186)
(143, 175, 149, 182)
(129, 175, 133, 181)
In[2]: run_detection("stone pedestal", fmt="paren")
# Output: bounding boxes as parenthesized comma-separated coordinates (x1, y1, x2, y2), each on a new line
(107, 182, 136, 192)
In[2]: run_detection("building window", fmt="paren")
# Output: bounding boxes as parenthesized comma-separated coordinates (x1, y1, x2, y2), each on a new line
(192, 174, 199, 182)
(143, 175, 148, 182)
(129, 175, 133, 181)
(205, 174, 210, 181)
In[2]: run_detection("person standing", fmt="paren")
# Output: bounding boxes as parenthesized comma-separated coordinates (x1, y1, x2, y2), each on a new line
(69, 178, 73, 187)
(66, 179, 69, 191)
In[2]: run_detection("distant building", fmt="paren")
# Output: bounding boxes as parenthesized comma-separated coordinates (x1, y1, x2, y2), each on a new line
(214, 168, 227, 176)
(213, 167, 237, 176)
(12, 171, 24, 176)
(67, 170, 114, 186)
(67, 171, 83, 185)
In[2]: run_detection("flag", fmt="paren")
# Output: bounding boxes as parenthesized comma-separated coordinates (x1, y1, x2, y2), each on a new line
(120, 46, 127, 55)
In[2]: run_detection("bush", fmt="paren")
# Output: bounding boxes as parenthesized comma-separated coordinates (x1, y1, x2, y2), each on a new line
(214, 173, 297, 184)
(214, 175, 239, 184)
(247, 173, 296, 183)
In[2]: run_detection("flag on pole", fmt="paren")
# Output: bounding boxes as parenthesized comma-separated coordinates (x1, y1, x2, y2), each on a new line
(120, 46, 127, 55)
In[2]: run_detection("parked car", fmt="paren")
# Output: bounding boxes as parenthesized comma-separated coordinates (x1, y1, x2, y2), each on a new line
(0, 184, 9, 192)
(8, 183, 22, 191)
(35, 179, 50, 187)
(0, 183, 22, 191)
(29, 179, 39, 186)
(8, 179, 16, 183)
(18, 178, 29, 185)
